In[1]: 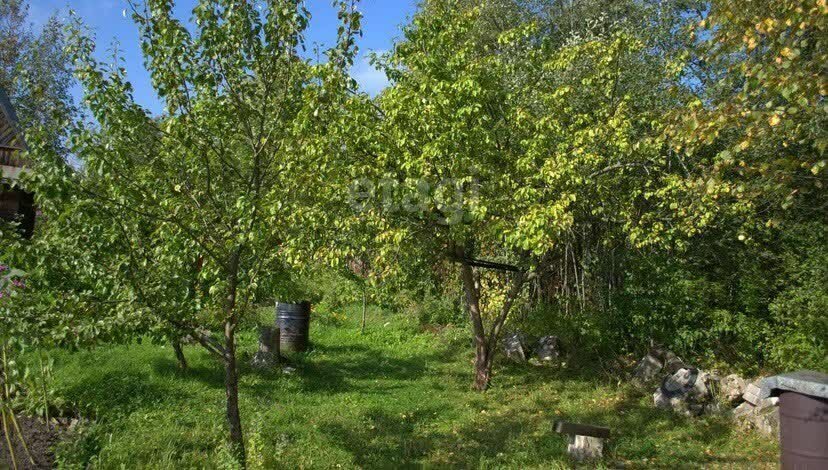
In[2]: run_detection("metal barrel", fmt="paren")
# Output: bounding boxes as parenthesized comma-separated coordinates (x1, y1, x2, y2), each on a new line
(275, 301, 311, 352)
(780, 391, 828, 469)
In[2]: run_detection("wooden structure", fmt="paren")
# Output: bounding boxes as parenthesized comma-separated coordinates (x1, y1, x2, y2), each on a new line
(554, 420, 611, 462)
(0, 87, 35, 238)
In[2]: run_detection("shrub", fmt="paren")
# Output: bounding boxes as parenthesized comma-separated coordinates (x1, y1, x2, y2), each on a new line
(406, 292, 464, 327)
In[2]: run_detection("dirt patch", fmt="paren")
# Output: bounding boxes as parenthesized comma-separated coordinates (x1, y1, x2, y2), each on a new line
(0, 415, 62, 469)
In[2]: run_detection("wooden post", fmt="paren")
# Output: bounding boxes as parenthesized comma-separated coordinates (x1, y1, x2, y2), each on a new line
(361, 287, 367, 334)
(553, 421, 610, 462)
(252, 326, 280, 368)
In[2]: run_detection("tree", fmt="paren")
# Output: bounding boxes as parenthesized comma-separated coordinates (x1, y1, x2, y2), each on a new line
(4, 0, 360, 463)
(0, 0, 74, 136)
(669, 0, 826, 226)
(347, 0, 692, 390)
(347, 1, 532, 391)
(638, 0, 828, 368)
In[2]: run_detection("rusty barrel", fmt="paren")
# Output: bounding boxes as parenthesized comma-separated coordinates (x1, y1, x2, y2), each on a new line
(779, 391, 828, 469)
(275, 301, 311, 352)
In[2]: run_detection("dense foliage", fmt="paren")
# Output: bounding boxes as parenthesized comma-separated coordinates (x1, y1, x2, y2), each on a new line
(357, 0, 827, 374)
(0, 0, 74, 138)
(0, 0, 825, 464)
(3, 0, 361, 462)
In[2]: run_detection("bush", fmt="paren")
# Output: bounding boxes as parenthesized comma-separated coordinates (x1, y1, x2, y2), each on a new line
(764, 224, 828, 371)
(613, 221, 827, 372)
(509, 301, 627, 363)
(406, 292, 464, 327)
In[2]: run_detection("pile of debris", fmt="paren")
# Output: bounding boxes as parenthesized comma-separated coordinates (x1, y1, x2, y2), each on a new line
(632, 347, 779, 438)
(503, 332, 561, 363)
(652, 367, 720, 417)
(732, 380, 780, 437)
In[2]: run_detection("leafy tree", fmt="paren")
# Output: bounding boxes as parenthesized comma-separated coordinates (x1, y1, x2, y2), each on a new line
(664, 0, 826, 238)
(0, 0, 74, 136)
(4, 0, 361, 462)
(631, 0, 828, 369)
(353, 0, 688, 390)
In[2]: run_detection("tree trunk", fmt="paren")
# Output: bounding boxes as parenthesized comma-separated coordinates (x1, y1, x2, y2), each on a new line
(223, 323, 244, 465)
(172, 340, 188, 371)
(459, 253, 491, 391)
(474, 340, 492, 391)
(458, 246, 526, 392)
(223, 250, 245, 466)
(485, 270, 526, 366)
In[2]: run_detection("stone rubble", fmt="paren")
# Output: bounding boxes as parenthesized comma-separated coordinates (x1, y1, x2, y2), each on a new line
(503, 332, 530, 362)
(731, 397, 780, 438)
(633, 351, 664, 383)
(720, 374, 747, 405)
(742, 381, 763, 405)
(652, 367, 715, 416)
(535, 336, 561, 362)
(633, 349, 780, 439)
(633, 347, 688, 384)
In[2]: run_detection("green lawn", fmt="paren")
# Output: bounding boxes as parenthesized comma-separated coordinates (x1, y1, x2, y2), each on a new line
(46, 310, 778, 469)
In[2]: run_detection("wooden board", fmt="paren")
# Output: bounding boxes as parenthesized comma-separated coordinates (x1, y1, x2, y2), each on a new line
(553, 421, 611, 439)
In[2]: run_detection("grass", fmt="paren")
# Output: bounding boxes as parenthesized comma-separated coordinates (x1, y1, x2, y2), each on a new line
(41, 307, 778, 469)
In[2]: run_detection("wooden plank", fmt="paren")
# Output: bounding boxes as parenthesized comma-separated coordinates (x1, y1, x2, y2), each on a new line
(447, 254, 524, 273)
(465, 258, 523, 273)
(553, 421, 611, 439)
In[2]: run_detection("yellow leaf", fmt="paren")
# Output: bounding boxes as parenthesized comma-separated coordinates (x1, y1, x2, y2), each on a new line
(768, 115, 781, 126)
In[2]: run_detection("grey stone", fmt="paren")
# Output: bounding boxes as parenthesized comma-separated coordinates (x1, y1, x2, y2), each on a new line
(664, 368, 702, 394)
(732, 402, 756, 419)
(633, 347, 687, 383)
(750, 406, 780, 438)
(691, 370, 715, 401)
(754, 396, 780, 411)
(567, 435, 604, 462)
(663, 351, 688, 374)
(757, 370, 828, 401)
(535, 336, 561, 361)
(251, 326, 280, 369)
(653, 368, 713, 416)
(732, 398, 780, 439)
(633, 354, 664, 383)
(503, 332, 529, 362)
(653, 389, 671, 410)
(720, 374, 747, 404)
(743, 381, 763, 405)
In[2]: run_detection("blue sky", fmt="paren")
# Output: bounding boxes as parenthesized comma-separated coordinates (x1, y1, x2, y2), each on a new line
(28, 0, 418, 115)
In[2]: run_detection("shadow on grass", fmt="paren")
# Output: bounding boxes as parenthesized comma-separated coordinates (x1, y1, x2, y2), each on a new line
(323, 406, 441, 468)
(321, 386, 747, 468)
(540, 388, 753, 467)
(148, 340, 449, 397)
(59, 369, 184, 418)
(151, 356, 226, 389)
(289, 343, 441, 395)
(61, 335, 760, 468)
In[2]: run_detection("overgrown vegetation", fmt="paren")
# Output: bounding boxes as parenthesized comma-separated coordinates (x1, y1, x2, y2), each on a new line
(38, 311, 778, 468)
(0, 0, 824, 466)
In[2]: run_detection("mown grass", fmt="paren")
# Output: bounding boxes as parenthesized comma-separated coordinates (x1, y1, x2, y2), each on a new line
(43, 307, 778, 468)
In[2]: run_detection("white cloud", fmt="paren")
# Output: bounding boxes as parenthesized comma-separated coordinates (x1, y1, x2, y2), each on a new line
(351, 52, 389, 97)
